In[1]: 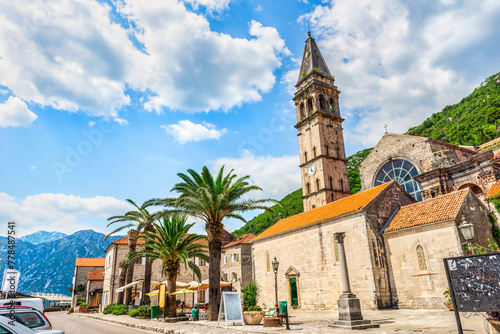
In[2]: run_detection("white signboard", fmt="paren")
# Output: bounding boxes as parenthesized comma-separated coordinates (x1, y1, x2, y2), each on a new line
(217, 291, 244, 327)
(1, 269, 20, 294)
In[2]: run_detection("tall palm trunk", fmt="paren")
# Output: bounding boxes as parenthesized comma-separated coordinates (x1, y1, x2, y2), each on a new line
(207, 226, 222, 321)
(117, 260, 128, 305)
(141, 223, 155, 305)
(166, 268, 178, 317)
(124, 229, 138, 306)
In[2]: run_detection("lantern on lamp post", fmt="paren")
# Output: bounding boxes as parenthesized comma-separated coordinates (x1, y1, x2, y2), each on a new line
(458, 216, 474, 254)
(272, 257, 279, 316)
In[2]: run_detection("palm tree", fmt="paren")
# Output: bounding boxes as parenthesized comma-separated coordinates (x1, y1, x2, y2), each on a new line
(128, 215, 208, 317)
(104, 199, 155, 306)
(149, 166, 280, 320)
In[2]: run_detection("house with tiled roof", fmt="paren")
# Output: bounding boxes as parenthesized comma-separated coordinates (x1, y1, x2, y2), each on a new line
(71, 258, 105, 307)
(221, 233, 256, 293)
(86, 270, 104, 307)
(102, 229, 235, 307)
(252, 181, 415, 310)
(382, 188, 494, 308)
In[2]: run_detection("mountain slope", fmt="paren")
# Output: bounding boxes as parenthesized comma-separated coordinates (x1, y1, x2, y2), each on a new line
(20, 231, 67, 245)
(0, 230, 123, 295)
(407, 72, 500, 145)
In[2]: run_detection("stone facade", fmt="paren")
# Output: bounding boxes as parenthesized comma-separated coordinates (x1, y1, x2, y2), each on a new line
(71, 258, 105, 308)
(252, 182, 412, 310)
(384, 191, 494, 309)
(221, 243, 253, 293)
(294, 34, 350, 212)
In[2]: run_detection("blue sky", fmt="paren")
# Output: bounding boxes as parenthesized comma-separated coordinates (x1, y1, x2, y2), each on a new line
(1, 0, 499, 237)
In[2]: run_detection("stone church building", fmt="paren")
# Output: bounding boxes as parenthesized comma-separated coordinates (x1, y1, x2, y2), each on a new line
(251, 33, 497, 310)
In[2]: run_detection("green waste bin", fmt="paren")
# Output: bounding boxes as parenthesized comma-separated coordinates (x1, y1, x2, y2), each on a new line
(150, 305, 159, 319)
(192, 307, 199, 321)
(279, 301, 287, 314)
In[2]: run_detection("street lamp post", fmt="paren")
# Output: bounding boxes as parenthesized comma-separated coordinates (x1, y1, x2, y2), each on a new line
(458, 216, 475, 254)
(272, 257, 279, 317)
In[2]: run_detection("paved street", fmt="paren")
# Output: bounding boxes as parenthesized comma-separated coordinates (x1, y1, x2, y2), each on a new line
(46, 311, 154, 334)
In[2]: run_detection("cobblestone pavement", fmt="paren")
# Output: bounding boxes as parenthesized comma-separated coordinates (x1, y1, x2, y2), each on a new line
(74, 309, 488, 334)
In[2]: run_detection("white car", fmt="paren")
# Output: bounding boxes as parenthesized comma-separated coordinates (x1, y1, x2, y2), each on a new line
(0, 300, 44, 314)
(0, 315, 64, 334)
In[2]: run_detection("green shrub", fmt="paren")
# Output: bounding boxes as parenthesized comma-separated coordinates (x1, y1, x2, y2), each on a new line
(128, 309, 139, 317)
(112, 304, 127, 315)
(136, 305, 151, 317)
(243, 280, 261, 311)
(103, 303, 116, 314)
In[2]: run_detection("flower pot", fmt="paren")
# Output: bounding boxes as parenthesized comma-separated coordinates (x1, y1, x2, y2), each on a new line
(489, 320, 500, 333)
(80, 306, 88, 313)
(243, 311, 265, 325)
(444, 302, 454, 311)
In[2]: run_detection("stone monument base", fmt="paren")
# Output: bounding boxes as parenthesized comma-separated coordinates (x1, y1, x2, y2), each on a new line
(329, 293, 379, 330)
(329, 319, 380, 330)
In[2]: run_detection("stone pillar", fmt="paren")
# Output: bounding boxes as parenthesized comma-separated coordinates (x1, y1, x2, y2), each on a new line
(329, 232, 379, 330)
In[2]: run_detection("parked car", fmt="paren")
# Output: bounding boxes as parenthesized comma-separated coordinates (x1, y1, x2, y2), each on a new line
(0, 306, 52, 330)
(0, 314, 63, 333)
(0, 300, 44, 314)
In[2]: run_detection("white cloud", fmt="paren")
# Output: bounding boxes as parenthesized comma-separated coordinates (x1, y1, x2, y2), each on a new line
(113, 117, 129, 125)
(297, 0, 500, 147)
(30, 166, 36, 170)
(0, 0, 289, 117)
(87, 121, 96, 127)
(0, 96, 37, 127)
(210, 150, 301, 200)
(255, 4, 264, 12)
(0, 192, 133, 237)
(162, 120, 227, 144)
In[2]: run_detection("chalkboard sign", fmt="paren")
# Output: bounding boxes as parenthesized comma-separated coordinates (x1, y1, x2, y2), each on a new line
(444, 252, 500, 312)
(217, 292, 244, 327)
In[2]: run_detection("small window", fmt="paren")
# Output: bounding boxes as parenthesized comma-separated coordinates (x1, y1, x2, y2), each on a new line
(304, 152, 308, 163)
(325, 145, 329, 156)
(224, 256, 228, 264)
(416, 245, 427, 271)
(306, 183, 310, 195)
(340, 179, 344, 192)
(134, 257, 145, 265)
(329, 177, 333, 189)
(313, 147, 317, 158)
(307, 97, 313, 114)
(232, 272, 238, 282)
(319, 95, 326, 110)
(199, 258, 206, 266)
(329, 98, 335, 113)
(232, 253, 239, 262)
(336, 147, 340, 158)
(299, 103, 305, 119)
(316, 179, 320, 191)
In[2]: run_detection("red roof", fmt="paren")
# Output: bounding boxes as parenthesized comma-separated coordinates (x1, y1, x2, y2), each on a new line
(253, 182, 393, 242)
(223, 234, 255, 249)
(88, 270, 104, 280)
(487, 182, 500, 199)
(75, 258, 105, 267)
(384, 189, 468, 233)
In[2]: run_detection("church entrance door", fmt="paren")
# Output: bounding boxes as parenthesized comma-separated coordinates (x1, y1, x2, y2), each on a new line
(290, 278, 298, 306)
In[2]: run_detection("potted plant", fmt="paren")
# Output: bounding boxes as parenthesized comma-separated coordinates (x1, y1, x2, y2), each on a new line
(79, 302, 88, 313)
(242, 281, 265, 325)
(443, 289, 453, 311)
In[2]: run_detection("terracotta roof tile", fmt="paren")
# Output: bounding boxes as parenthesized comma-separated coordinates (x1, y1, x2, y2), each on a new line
(223, 234, 255, 249)
(487, 182, 500, 199)
(88, 270, 104, 280)
(253, 182, 393, 242)
(493, 152, 500, 160)
(75, 258, 105, 267)
(479, 137, 500, 151)
(384, 189, 468, 233)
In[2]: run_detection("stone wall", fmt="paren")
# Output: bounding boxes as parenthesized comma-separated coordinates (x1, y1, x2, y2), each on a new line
(72, 265, 104, 307)
(252, 212, 378, 310)
(221, 243, 253, 293)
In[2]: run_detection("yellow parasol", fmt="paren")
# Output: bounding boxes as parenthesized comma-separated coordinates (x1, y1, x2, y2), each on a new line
(172, 288, 196, 295)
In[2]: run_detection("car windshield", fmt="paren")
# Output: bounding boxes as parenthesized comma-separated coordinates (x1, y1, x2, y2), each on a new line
(1, 312, 44, 328)
(0, 325, 11, 334)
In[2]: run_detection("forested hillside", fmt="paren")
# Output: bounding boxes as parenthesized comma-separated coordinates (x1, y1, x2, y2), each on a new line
(407, 72, 500, 145)
(233, 71, 500, 238)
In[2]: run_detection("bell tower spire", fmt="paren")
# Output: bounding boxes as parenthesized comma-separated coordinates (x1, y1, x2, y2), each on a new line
(294, 33, 350, 211)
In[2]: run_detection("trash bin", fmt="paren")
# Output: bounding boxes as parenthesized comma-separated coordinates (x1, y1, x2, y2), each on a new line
(151, 305, 159, 319)
(192, 307, 199, 321)
(279, 301, 287, 314)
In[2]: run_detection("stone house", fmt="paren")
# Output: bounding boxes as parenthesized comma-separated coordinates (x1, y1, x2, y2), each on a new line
(221, 234, 255, 293)
(86, 270, 104, 307)
(383, 188, 494, 308)
(71, 258, 105, 307)
(102, 229, 235, 307)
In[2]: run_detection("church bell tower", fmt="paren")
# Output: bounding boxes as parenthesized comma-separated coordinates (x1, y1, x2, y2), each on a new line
(294, 32, 350, 211)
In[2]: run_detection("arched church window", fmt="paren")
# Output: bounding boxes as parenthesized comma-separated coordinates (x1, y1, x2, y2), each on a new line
(329, 177, 333, 189)
(306, 183, 310, 195)
(319, 95, 326, 110)
(340, 179, 344, 192)
(313, 147, 317, 158)
(316, 179, 320, 191)
(329, 98, 335, 113)
(416, 245, 427, 271)
(307, 97, 313, 114)
(299, 103, 305, 119)
(374, 159, 423, 201)
(304, 152, 308, 163)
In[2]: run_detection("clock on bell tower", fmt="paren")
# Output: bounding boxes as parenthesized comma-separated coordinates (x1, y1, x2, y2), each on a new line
(294, 32, 350, 211)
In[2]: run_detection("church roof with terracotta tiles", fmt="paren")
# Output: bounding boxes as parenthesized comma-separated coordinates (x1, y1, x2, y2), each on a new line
(487, 181, 500, 199)
(88, 270, 104, 280)
(75, 258, 105, 267)
(383, 189, 469, 233)
(223, 234, 255, 249)
(252, 181, 394, 242)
